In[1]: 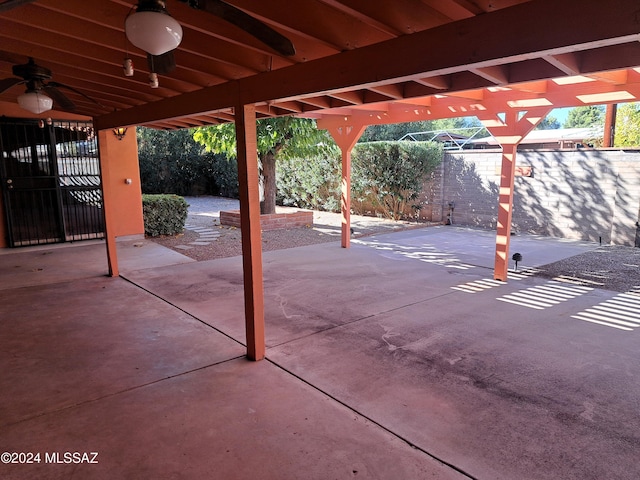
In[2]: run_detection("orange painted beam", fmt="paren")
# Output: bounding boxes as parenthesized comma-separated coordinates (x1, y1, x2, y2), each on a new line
(235, 103, 266, 361)
(94, 0, 640, 130)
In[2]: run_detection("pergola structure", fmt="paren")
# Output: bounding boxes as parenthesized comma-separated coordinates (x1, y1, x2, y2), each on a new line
(1, 0, 640, 360)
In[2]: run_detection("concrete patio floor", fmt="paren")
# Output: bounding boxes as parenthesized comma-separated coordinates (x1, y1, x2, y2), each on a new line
(2, 226, 640, 479)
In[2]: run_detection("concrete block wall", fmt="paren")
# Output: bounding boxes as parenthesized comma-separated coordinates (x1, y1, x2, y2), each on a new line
(431, 149, 640, 246)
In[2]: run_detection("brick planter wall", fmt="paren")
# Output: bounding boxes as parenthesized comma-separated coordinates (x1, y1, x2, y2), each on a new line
(220, 210, 313, 231)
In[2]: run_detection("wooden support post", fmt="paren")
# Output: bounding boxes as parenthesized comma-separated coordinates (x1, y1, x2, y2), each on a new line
(318, 119, 366, 248)
(603, 104, 617, 148)
(494, 143, 518, 281)
(340, 147, 352, 248)
(97, 129, 120, 277)
(479, 107, 552, 281)
(235, 103, 266, 361)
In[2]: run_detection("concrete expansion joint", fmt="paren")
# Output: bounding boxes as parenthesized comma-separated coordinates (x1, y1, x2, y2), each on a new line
(265, 357, 478, 480)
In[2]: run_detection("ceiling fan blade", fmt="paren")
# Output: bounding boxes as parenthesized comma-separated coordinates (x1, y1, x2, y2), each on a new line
(47, 82, 106, 109)
(0, 77, 24, 94)
(42, 85, 76, 111)
(148, 50, 176, 75)
(185, 0, 296, 56)
(0, 0, 37, 13)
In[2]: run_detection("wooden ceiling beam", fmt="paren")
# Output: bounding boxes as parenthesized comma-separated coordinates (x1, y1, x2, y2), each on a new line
(298, 96, 333, 109)
(543, 53, 581, 76)
(508, 58, 567, 84)
(314, 0, 405, 36)
(329, 91, 365, 105)
(367, 83, 405, 100)
(417, 0, 476, 20)
(1, 7, 262, 81)
(470, 65, 510, 85)
(588, 70, 629, 85)
(223, 0, 392, 51)
(509, 80, 548, 94)
(48, 0, 286, 62)
(415, 75, 451, 90)
(95, 0, 640, 129)
(268, 101, 305, 113)
(0, 27, 206, 92)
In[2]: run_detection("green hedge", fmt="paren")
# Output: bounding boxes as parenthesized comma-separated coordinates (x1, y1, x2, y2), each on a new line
(142, 194, 188, 237)
(277, 141, 443, 220)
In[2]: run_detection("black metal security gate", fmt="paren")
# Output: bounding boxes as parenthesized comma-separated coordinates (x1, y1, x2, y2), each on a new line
(0, 118, 104, 247)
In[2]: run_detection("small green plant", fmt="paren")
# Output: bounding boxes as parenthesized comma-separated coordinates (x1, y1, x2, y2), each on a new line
(142, 194, 188, 237)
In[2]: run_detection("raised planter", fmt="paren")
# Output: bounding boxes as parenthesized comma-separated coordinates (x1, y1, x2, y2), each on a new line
(220, 209, 313, 231)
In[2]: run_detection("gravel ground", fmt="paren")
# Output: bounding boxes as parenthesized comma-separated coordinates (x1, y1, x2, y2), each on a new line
(148, 196, 640, 293)
(148, 196, 425, 262)
(150, 223, 341, 262)
(535, 245, 640, 293)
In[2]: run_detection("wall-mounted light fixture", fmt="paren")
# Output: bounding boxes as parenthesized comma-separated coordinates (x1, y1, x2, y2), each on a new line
(113, 127, 128, 140)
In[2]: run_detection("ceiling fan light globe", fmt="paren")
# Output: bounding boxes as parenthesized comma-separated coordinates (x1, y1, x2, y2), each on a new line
(125, 11, 182, 56)
(17, 91, 53, 114)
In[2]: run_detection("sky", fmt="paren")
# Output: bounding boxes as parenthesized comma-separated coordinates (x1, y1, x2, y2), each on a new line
(550, 107, 571, 125)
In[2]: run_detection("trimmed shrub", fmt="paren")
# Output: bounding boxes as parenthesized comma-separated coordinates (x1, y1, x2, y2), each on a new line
(276, 141, 443, 220)
(352, 141, 443, 220)
(142, 194, 188, 237)
(276, 152, 342, 212)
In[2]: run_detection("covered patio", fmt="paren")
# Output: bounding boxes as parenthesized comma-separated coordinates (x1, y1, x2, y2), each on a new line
(2, 0, 640, 359)
(5, 227, 640, 479)
(2, 1, 640, 477)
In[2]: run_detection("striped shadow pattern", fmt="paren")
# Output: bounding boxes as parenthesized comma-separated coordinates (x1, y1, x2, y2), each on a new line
(451, 268, 541, 294)
(496, 281, 593, 310)
(571, 287, 640, 331)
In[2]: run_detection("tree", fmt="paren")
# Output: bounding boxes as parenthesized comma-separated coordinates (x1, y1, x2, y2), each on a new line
(359, 117, 484, 142)
(136, 127, 238, 196)
(359, 121, 433, 142)
(536, 115, 560, 130)
(137, 127, 206, 194)
(193, 117, 332, 214)
(563, 106, 605, 128)
(432, 116, 482, 131)
(614, 103, 640, 147)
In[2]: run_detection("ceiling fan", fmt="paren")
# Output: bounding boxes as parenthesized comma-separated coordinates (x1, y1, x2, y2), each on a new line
(0, 58, 103, 114)
(0, 1, 296, 73)
(131, 0, 296, 75)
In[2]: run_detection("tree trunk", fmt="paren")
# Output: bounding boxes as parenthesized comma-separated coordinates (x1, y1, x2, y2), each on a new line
(261, 152, 277, 214)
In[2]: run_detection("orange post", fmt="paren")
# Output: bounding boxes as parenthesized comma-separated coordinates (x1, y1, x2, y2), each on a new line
(235, 103, 266, 361)
(318, 119, 366, 248)
(494, 143, 518, 281)
(479, 107, 552, 281)
(98, 129, 120, 277)
(603, 104, 617, 148)
(340, 147, 352, 248)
